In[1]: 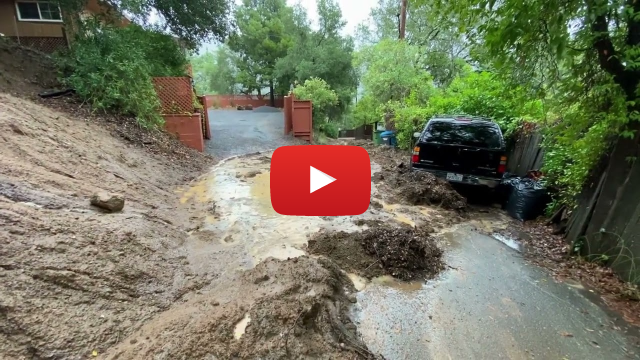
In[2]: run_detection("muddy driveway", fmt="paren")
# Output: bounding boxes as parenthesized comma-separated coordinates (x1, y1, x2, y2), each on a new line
(205, 108, 304, 158)
(165, 150, 640, 359)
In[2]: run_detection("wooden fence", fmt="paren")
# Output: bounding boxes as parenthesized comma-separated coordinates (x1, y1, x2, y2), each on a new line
(506, 125, 639, 283)
(505, 129, 544, 176)
(338, 125, 373, 140)
(152, 76, 205, 152)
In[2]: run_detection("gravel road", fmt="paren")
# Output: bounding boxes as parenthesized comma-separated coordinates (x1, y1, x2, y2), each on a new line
(205, 108, 304, 159)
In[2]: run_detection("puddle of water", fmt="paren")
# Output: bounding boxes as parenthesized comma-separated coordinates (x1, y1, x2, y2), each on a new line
(178, 178, 212, 204)
(348, 273, 368, 291)
(491, 233, 525, 252)
(379, 200, 416, 227)
(249, 172, 276, 215)
(233, 313, 251, 339)
(371, 275, 423, 292)
(187, 153, 364, 268)
(347, 273, 423, 292)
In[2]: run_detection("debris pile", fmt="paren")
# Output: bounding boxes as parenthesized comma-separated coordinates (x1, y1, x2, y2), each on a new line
(103, 257, 380, 359)
(348, 140, 467, 211)
(309, 227, 444, 281)
(387, 170, 468, 211)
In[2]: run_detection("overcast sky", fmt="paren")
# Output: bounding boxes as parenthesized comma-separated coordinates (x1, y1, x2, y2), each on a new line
(199, 0, 376, 52)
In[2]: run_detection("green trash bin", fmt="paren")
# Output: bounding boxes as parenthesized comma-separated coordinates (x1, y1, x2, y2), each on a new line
(373, 130, 384, 145)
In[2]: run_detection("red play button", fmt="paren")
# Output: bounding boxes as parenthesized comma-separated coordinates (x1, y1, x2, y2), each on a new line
(270, 145, 371, 216)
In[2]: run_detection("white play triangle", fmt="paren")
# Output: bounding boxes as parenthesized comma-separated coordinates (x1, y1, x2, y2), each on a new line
(310, 166, 336, 193)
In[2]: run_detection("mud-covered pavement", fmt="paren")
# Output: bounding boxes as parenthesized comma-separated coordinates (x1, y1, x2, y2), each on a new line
(165, 150, 638, 359)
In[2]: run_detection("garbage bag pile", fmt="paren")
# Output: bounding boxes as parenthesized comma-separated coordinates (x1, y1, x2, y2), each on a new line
(498, 172, 550, 221)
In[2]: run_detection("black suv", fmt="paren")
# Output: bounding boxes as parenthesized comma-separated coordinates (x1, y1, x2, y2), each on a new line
(410, 115, 507, 188)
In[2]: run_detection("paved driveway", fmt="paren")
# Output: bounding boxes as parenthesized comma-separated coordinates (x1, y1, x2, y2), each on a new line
(205, 108, 302, 159)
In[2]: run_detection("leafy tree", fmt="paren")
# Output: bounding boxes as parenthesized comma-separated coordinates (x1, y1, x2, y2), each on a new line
(59, 0, 231, 48)
(228, 0, 294, 104)
(428, 0, 639, 206)
(210, 45, 239, 94)
(293, 78, 340, 137)
(293, 78, 338, 120)
(190, 51, 217, 94)
(357, 0, 471, 86)
(275, 0, 357, 116)
(354, 39, 434, 104)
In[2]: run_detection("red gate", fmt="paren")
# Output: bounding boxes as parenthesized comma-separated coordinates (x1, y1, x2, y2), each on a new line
(292, 99, 312, 142)
(284, 95, 312, 142)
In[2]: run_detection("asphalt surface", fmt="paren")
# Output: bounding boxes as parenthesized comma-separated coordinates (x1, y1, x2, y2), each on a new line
(352, 224, 640, 359)
(206, 108, 303, 159)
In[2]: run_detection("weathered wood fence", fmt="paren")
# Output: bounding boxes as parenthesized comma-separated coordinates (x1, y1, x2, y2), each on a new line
(506, 125, 639, 283)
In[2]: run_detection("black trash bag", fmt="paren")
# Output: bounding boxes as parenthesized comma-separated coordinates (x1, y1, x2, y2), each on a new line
(505, 178, 550, 221)
(496, 172, 520, 206)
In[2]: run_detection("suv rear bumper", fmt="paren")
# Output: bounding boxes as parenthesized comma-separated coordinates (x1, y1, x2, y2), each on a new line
(411, 166, 501, 188)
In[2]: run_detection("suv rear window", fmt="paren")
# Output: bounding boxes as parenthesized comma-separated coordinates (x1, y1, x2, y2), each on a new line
(423, 120, 503, 149)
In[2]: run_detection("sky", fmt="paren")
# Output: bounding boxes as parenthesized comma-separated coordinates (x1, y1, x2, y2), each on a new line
(199, 0, 377, 52)
(290, 0, 376, 35)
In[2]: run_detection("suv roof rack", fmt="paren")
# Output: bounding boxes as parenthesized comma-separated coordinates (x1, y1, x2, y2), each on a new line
(433, 114, 493, 122)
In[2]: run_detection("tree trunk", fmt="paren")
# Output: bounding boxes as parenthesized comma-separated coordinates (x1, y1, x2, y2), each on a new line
(269, 80, 275, 107)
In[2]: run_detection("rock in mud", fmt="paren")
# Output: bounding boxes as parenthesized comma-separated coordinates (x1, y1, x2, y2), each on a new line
(90, 192, 125, 212)
(309, 226, 444, 281)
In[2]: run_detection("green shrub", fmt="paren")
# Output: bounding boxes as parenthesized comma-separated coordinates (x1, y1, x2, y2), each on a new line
(293, 77, 339, 123)
(56, 20, 188, 128)
(318, 122, 339, 138)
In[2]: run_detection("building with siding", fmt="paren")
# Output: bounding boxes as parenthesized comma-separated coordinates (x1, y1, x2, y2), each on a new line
(0, 0, 129, 53)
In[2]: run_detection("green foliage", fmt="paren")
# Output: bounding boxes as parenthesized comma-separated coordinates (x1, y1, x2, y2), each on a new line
(293, 77, 339, 122)
(228, 0, 294, 97)
(318, 122, 339, 138)
(354, 40, 435, 104)
(58, 0, 231, 49)
(353, 94, 383, 126)
(425, 0, 640, 208)
(275, 0, 357, 115)
(57, 21, 188, 127)
(190, 51, 216, 94)
(191, 45, 239, 94)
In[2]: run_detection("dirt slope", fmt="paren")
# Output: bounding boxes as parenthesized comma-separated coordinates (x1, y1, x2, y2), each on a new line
(0, 43, 217, 358)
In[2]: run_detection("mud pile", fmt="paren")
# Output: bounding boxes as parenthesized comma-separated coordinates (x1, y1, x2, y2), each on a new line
(309, 227, 444, 281)
(103, 257, 380, 359)
(348, 140, 467, 211)
(387, 169, 468, 210)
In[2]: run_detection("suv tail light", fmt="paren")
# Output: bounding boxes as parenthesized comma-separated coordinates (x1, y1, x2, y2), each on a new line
(411, 146, 420, 163)
(498, 155, 507, 174)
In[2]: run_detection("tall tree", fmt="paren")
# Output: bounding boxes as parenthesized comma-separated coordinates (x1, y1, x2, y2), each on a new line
(275, 0, 357, 115)
(191, 51, 217, 94)
(59, 0, 231, 48)
(357, 0, 471, 86)
(211, 45, 240, 94)
(228, 0, 294, 105)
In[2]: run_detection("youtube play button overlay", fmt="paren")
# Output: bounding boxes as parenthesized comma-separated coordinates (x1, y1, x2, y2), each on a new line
(310, 166, 336, 193)
(271, 145, 370, 216)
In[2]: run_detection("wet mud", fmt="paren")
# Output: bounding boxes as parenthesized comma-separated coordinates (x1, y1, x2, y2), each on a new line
(350, 141, 467, 211)
(309, 227, 444, 281)
(104, 257, 380, 359)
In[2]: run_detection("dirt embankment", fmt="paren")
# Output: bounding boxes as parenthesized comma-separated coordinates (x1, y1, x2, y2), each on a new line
(0, 42, 217, 359)
(103, 257, 379, 359)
